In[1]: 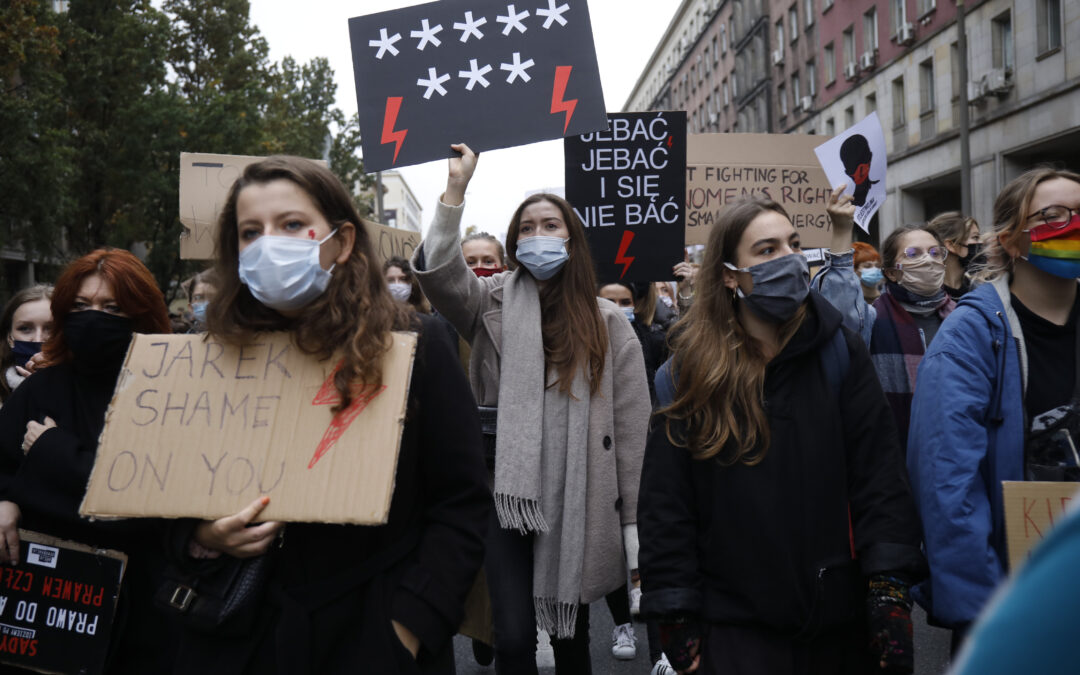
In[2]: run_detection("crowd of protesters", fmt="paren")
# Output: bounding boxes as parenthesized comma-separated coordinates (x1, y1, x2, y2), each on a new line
(0, 148, 1074, 675)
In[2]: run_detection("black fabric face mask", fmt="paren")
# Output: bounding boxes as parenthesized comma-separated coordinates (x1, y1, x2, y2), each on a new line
(10, 341, 42, 368)
(63, 310, 134, 370)
(958, 242, 983, 270)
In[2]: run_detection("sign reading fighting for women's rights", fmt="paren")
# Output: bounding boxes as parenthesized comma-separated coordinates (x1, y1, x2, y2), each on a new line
(80, 333, 417, 524)
(0, 531, 125, 675)
(564, 112, 686, 283)
(685, 134, 835, 249)
(349, 0, 608, 172)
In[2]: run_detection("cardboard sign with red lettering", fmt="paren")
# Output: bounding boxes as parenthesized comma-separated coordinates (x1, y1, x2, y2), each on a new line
(80, 332, 417, 524)
(1003, 481, 1080, 568)
(0, 530, 126, 675)
(685, 134, 834, 248)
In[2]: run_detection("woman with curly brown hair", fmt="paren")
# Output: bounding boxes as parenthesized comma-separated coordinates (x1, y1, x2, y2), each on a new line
(172, 156, 490, 675)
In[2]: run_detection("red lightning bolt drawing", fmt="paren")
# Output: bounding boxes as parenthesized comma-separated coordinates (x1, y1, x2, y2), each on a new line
(381, 96, 408, 165)
(308, 361, 386, 469)
(615, 230, 636, 280)
(666, 135, 673, 148)
(550, 66, 577, 134)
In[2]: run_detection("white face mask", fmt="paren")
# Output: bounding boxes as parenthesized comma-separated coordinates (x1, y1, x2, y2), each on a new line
(387, 282, 412, 301)
(238, 229, 337, 312)
(659, 295, 674, 308)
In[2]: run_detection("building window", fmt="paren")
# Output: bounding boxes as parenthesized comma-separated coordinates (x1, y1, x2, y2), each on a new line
(843, 27, 856, 69)
(807, 59, 817, 96)
(917, 0, 935, 17)
(792, 72, 801, 107)
(992, 12, 1013, 70)
(776, 20, 785, 53)
(732, 71, 739, 98)
(866, 91, 877, 115)
(721, 24, 728, 53)
(824, 42, 836, 83)
(826, 117, 835, 135)
(845, 106, 855, 127)
(892, 76, 906, 126)
(891, 0, 907, 37)
(723, 79, 730, 105)
(1037, 0, 1062, 55)
(823, 0, 833, 11)
(805, 0, 815, 26)
(779, 83, 788, 116)
(789, 5, 799, 42)
(864, 7, 878, 53)
(919, 58, 935, 113)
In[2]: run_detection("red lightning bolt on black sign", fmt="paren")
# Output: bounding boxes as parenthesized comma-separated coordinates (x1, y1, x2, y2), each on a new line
(309, 362, 387, 469)
(614, 230, 635, 279)
(550, 65, 577, 134)
(381, 96, 408, 165)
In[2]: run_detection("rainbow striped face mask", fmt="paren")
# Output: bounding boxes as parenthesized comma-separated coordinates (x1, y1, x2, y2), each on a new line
(1026, 210, 1080, 279)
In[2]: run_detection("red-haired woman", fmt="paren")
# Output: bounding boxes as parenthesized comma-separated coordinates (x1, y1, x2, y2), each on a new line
(0, 248, 174, 673)
(414, 145, 650, 674)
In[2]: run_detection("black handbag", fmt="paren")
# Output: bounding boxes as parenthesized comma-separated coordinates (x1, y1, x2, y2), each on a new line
(1025, 326, 1080, 481)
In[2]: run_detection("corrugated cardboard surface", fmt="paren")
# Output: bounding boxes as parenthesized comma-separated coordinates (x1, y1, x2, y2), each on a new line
(686, 133, 834, 248)
(1002, 480, 1080, 568)
(81, 332, 417, 525)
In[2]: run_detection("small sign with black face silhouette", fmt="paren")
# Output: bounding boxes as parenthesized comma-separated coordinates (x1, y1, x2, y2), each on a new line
(813, 111, 888, 233)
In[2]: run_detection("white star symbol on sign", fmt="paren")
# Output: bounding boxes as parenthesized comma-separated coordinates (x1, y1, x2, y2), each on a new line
(496, 4, 530, 35)
(410, 19, 443, 50)
(535, 0, 570, 28)
(417, 67, 451, 99)
(458, 59, 493, 90)
(369, 28, 402, 59)
(453, 11, 487, 42)
(500, 52, 535, 84)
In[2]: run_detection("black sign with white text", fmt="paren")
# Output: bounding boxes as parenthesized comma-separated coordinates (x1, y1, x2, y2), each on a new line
(0, 531, 125, 675)
(564, 111, 687, 283)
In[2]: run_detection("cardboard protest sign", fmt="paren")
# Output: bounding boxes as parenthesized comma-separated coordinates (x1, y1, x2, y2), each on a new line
(179, 153, 328, 260)
(814, 112, 887, 233)
(349, 0, 608, 172)
(0, 530, 125, 675)
(685, 134, 834, 249)
(362, 218, 421, 267)
(1003, 481, 1080, 568)
(564, 112, 686, 283)
(80, 332, 417, 524)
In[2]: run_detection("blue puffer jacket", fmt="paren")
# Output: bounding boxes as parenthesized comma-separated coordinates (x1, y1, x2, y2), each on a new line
(906, 277, 1028, 627)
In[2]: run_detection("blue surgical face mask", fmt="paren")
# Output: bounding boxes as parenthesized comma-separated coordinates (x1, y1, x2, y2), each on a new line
(239, 229, 337, 312)
(191, 301, 208, 324)
(621, 306, 636, 322)
(515, 235, 569, 281)
(860, 267, 884, 288)
(724, 253, 810, 323)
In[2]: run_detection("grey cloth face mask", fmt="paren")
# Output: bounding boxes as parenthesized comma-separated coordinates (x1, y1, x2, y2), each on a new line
(724, 253, 810, 323)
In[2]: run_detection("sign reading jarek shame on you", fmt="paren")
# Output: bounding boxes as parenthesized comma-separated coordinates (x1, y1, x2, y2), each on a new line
(349, 0, 608, 172)
(0, 530, 125, 675)
(685, 134, 835, 249)
(81, 333, 417, 524)
(564, 112, 686, 283)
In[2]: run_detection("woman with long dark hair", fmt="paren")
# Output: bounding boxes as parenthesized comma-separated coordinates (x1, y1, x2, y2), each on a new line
(414, 144, 650, 674)
(639, 197, 924, 674)
(0, 249, 174, 672)
(170, 156, 489, 675)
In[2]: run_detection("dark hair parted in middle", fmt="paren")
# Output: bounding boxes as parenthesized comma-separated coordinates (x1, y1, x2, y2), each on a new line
(208, 155, 412, 412)
(505, 193, 607, 395)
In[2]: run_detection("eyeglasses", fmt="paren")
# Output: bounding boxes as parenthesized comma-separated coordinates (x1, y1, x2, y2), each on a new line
(1027, 205, 1079, 229)
(900, 246, 947, 262)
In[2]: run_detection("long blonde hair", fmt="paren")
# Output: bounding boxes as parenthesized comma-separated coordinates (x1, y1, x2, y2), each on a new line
(663, 198, 806, 464)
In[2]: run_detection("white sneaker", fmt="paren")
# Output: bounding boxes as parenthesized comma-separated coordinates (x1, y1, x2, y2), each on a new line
(611, 622, 637, 660)
(651, 653, 676, 675)
(630, 586, 642, 617)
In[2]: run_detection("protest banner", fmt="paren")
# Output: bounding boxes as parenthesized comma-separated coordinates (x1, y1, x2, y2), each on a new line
(349, 0, 608, 172)
(362, 218, 421, 267)
(814, 112, 887, 233)
(685, 134, 835, 251)
(0, 530, 125, 675)
(564, 111, 686, 283)
(179, 153, 329, 260)
(80, 332, 417, 525)
(1002, 481, 1080, 568)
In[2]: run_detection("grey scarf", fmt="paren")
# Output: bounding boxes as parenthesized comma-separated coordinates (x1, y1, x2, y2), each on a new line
(494, 270, 590, 638)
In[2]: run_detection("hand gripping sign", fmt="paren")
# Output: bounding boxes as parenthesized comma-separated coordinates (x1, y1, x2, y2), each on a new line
(349, 0, 609, 172)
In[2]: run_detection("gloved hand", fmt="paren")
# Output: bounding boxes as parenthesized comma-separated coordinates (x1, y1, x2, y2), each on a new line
(866, 574, 914, 673)
(658, 617, 701, 672)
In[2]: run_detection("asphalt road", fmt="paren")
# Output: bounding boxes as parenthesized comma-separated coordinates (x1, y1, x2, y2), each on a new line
(453, 602, 953, 674)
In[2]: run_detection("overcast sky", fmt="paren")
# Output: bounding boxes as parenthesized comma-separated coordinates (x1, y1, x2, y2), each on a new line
(247, 0, 680, 240)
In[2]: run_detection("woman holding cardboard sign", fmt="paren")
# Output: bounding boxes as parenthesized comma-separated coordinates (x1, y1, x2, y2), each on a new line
(638, 197, 925, 674)
(413, 144, 651, 674)
(0, 249, 175, 673)
(167, 156, 490, 675)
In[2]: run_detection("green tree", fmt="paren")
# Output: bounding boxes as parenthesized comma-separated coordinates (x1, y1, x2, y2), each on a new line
(327, 112, 374, 216)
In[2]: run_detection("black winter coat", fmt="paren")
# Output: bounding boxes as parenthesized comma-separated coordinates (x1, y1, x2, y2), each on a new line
(638, 292, 925, 636)
(169, 314, 490, 675)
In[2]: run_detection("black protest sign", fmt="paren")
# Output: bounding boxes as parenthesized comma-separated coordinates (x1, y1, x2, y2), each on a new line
(349, 0, 608, 172)
(564, 111, 687, 283)
(0, 531, 125, 675)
